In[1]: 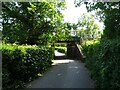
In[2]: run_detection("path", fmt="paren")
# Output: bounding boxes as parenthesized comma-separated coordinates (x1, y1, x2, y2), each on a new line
(27, 51, 94, 88)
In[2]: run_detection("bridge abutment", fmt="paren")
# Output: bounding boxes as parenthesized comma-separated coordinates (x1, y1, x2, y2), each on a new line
(67, 42, 83, 60)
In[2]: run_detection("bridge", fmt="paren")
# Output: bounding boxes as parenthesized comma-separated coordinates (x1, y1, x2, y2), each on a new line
(54, 36, 84, 60)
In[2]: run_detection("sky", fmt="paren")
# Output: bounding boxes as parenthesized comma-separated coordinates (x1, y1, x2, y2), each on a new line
(61, 0, 87, 23)
(61, 0, 104, 29)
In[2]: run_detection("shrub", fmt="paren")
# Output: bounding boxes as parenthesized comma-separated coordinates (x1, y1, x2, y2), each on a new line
(55, 47, 67, 53)
(2, 44, 53, 89)
(81, 39, 120, 88)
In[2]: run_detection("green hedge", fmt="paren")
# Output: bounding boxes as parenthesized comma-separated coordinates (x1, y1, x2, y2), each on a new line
(55, 47, 67, 53)
(81, 39, 120, 88)
(2, 44, 53, 89)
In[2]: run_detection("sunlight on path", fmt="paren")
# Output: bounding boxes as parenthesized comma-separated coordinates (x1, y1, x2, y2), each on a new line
(54, 50, 65, 56)
(52, 59, 74, 65)
(53, 50, 74, 65)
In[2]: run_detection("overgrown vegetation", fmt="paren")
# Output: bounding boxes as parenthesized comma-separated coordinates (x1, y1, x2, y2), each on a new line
(2, 1, 69, 89)
(2, 44, 53, 89)
(2, 1, 120, 89)
(81, 39, 120, 88)
(75, 1, 120, 88)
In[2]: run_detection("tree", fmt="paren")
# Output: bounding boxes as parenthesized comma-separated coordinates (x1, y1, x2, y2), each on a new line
(0, 30, 2, 40)
(77, 13, 100, 40)
(74, 1, 120, 39)
(2, 2, 67, 45)
(74, 1, 120, 88)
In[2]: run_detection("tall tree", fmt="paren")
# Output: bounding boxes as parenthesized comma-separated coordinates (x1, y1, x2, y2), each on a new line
(2, 2, 67, 45)
(74, 1, 120, 39)
(77, 13, 100, 40)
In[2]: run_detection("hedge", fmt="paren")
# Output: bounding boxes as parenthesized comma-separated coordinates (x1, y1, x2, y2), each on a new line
(81, 39, 120, 88)
(55, 47, 67, 53)
(2, 44, 53, 89)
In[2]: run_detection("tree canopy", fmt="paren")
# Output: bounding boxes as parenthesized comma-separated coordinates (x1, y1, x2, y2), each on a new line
(2, 2, 70, 45)
(75, 1, 120, 39)
(77, 13, 100, 39)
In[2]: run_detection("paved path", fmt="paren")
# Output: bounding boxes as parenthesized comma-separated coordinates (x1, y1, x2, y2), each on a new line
(27, 51, 94, 88)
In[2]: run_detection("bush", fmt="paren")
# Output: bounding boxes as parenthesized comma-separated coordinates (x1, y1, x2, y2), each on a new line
(81, 39, 120, 88)
(55, 47, 67, 53)
(2, 44, 53, 89)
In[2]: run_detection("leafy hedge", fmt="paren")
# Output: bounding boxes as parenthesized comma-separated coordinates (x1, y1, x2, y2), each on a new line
(2, 44, 53, 89)
(81, 39, 120, 88)
(55, 47, 67, 53)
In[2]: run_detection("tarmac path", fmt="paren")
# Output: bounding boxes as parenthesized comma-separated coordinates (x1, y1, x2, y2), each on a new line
(27, 51, 94, 88)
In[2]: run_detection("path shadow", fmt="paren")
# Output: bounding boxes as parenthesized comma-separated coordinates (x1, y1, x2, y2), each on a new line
(54, 55, 68, 60)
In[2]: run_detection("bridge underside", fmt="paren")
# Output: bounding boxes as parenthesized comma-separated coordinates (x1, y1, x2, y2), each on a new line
(55, 40, 83, 60)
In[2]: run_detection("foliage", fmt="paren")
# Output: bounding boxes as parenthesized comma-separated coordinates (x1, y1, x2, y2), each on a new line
(77, 13, 101, 40)
(55, 47, 67, 53)
(2, 2, 69, 45)
(0, 30, 2, 40)
(81, 39, 120, 88)
(75, 1, 120, 39)
(82, 39, 100, 46)
(53, 22, 72, 42)
(86, 2, 120, 39)
(2, 44, 53, 89)
(66, 14, 101, 40)
(75, 1, 120, 88)
(55, 43, 66, 47)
